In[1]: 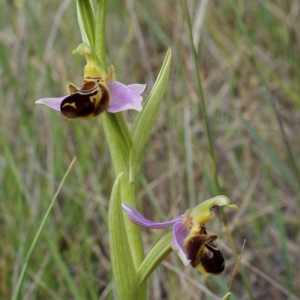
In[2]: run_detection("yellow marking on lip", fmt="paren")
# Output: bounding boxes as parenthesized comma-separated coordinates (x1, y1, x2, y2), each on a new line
(89, 92, 101, 106)
(62, 102, 77, 109)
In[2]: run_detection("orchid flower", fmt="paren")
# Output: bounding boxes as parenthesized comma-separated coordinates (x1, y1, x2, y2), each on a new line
(35, 44, 146, 119)
(122, 196, 238, 275)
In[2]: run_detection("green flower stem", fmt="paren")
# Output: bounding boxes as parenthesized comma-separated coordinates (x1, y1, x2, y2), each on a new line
(114, 113, 133, 152)
(101, 113, 130, 171)
(102, 114, 146, 300)
(94, 1, 146, 298)
(95, 0, 133, 158)
(101, 113, 144, 265)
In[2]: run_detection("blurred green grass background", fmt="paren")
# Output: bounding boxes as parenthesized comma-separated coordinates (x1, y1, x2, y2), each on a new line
(1, 0, 300, 299)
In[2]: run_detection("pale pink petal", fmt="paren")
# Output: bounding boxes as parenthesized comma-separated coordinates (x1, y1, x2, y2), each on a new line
(106, 81, 144, 113)
(35, 96, 68, 111)
(127, 84, 146, 94)
(122, 204, 183, 229)
(172, 222, 191, 266)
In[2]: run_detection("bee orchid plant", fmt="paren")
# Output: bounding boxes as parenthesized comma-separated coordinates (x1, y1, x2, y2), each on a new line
(34, 1, 238, 300)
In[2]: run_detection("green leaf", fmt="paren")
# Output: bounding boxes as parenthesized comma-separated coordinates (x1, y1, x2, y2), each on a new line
(108, 173, 139, 300)
(76, 0, 95, 49)
(129, 49, 172, 180)
(137, 232, 172, 286)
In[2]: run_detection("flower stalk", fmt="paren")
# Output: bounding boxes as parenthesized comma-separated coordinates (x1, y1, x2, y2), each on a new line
(86, 1, 147, 298)
(92, 0, 145, 269)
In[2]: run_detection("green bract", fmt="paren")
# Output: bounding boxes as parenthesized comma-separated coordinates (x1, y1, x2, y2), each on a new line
(137, 232, 173, 285)
(108, 173, 139, 300)
(130, 49, 172, 181)
(76, 0, 95, 48)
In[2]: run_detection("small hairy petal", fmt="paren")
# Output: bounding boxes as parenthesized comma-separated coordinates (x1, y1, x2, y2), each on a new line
(107, 81, 144, 113)
(172, 222, 191, 266)
(122, 204, 183, 229)
(35, 96, 67, 111)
